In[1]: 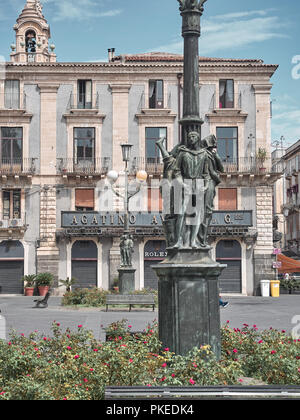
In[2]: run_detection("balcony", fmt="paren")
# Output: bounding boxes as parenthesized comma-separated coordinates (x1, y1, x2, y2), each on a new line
(132, 157, 164, 176)
(0, 158, 36, 177)
(220, 157, 282, 174)
(131, 157, 283, 177)
(67, 93, 100, 111)
(0, 217, 27, 238)
(57, 158, 111, 177)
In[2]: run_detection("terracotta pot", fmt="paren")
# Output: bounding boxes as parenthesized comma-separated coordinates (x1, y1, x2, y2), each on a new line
(24, 287, 35, 296)
(38, 286, 49, 296)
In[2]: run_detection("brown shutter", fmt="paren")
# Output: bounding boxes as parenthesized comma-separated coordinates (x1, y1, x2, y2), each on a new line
(218, 188, 237, 210)
(148, 188, 163, 212)
(75, 189, 94, 209)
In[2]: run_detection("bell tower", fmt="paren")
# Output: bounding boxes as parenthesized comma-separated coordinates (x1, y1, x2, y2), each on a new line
(10, 0, 56, 63)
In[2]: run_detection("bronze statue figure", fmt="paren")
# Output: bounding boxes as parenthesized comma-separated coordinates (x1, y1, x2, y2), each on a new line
(120, 233, 134, 267)
(156, 132, 224, 250)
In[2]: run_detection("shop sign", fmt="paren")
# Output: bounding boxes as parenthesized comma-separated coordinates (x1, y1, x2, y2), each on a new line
(62, 211, 253, 229)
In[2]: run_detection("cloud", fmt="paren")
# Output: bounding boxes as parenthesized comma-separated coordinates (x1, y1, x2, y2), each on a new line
(42, 0, 122, 22)
(150, 9, 288, 56)
(271, 95, 300, 143)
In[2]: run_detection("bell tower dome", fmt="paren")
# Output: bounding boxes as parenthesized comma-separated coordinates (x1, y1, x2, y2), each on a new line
(10, 0, 56, 63)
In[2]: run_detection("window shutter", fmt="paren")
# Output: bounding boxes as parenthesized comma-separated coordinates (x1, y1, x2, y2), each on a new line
(218, 188, 237, 210)
(75, 189, 94, 209)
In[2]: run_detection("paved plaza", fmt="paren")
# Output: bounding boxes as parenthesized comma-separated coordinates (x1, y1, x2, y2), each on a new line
(1, 294, 300, 341)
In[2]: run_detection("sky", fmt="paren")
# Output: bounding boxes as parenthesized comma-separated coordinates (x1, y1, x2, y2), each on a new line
(0, 0, 299, 148)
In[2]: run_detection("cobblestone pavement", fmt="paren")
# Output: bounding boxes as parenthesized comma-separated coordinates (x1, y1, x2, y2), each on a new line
(0, 295, 299, 341)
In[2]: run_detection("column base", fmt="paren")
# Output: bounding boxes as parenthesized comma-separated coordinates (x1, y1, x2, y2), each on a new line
(118, 267, 136, 294)
(153, 248, 226, 359)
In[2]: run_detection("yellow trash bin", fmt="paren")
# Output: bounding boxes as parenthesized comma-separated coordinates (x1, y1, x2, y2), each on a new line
(270, 280, 280, 297)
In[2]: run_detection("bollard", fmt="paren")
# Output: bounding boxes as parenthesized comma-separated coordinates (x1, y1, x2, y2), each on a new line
(0, 314, 6, 340)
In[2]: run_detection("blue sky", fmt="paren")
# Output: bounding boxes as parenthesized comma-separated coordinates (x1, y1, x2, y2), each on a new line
(0, 0, 299, 147)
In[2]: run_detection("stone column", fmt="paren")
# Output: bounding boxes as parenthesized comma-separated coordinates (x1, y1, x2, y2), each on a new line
(179, 3, 204, 144)
(109, 84, 131, 172)
(37, 185, 59, 284)
(254, 185, 275, 295)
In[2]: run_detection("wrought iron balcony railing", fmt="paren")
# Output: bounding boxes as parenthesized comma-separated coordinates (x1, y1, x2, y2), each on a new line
(132, 157, 283, 176)
(57, 158, 111, 176)
(67, 93, 100, 110)
(0, 158, 36, 175)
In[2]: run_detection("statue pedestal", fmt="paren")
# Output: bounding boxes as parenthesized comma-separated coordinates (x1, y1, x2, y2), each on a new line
(118, 267, 136, 294)
(153, 249, 226, 359)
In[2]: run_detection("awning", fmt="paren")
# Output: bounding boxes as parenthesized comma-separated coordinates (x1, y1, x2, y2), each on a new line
(277, 253, 300, 274)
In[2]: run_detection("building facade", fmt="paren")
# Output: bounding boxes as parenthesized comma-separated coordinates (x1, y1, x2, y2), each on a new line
(0, 0, 281, 295)
(282, 140, 300, 259)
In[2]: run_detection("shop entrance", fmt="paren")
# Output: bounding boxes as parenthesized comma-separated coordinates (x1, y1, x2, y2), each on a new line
(216, 240, 242, 293)
(0, 241, 24, 294)
(71, 240, 97, 289)
(144, 240, 167, 290)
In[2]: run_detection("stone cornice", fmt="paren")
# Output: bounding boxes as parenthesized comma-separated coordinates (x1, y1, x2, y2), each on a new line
(0, 109, 33, 123)
(252, 84, 273, 94)
(206, 108, 248, 123)
(38, 83, 60, 93)
(135, 108, 177, 124)
(63, 110, 106, 124)
(109, 84, 131, 93)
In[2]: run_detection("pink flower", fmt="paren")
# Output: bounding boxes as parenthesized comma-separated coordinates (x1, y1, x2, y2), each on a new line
(171, 373, 175, 377)
(93, 348, 98, 352)
(90, 368, 94, 372)
(83, 378, 88, 383)
(239, 379, 244, 383)
(129, 358, 133, 363)
(271, 350, 276, 354)
(67, 346, 72, 350)
(161, 363, 167, 368)
(74, 355, 79, 359)
(233, 349, 238, 353)
(189, 378, 195, 385)
(164, 347, 170, 352)
(78, 325, 83, 328)
(258, 340, 263, 344)
(128, 325, 132, 328)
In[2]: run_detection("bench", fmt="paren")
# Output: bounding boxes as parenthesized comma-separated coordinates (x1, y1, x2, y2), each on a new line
(33, 292, 50, 308)
(105, 294, 155, 312)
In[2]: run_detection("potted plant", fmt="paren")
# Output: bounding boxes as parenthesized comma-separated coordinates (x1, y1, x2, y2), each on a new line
(22, 274, 36, 296)
(36, 272, 54, 296)
(59, 277, 77, 293)
(256, 147, 267, 172)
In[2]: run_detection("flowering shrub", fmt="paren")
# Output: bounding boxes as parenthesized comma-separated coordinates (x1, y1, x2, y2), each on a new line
(61, 288, 109, 307)
(0, 321, 299, 400)
(221, 322, 300, 385)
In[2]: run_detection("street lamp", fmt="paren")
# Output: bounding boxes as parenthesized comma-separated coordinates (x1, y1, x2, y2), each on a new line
(107, 143, 148, 293)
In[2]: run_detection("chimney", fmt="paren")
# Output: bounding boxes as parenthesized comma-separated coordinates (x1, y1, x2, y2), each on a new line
(111, 48, 115, 61)
(108, 48, 112, 62)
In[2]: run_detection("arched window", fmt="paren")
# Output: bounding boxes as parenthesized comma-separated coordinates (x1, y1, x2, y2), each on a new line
(25, 30, 36, 53)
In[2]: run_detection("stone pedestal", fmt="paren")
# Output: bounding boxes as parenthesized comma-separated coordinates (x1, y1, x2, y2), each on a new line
(153, 249, 226, 359)
(118, 267, 136, 294)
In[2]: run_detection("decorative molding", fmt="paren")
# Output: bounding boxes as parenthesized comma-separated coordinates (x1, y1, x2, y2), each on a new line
(252, 84, 273, 95)
(109, 84, 131, 94)
(206, 108, 248, 123)
(135, 108, 177, 124)
(0, 109, 33, 123)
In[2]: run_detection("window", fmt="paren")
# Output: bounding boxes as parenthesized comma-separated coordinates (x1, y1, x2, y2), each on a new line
(216, 127, 238, 163)
(0, 127, 23, 165)
(74, 128, 95, 164)
(4, 80, 20, 109)
(149, 80, 164, 109)
(145, 127, 167, 162)
(77, 80, 92, 109)
(75, 189, 94, 211)
(3, 190, 21, 219)
(219, 80, 234, 108)
(218, 188, 237, 210)
(25, 30, 36, 53)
